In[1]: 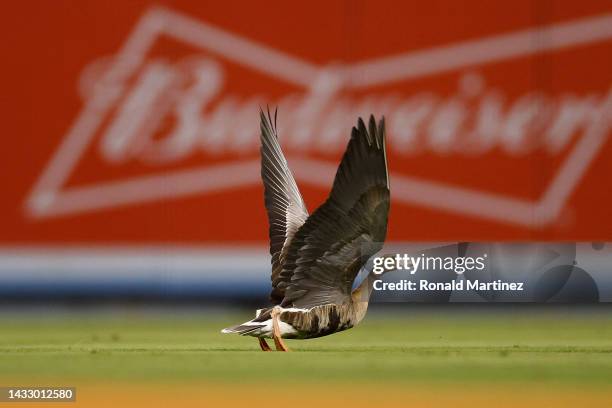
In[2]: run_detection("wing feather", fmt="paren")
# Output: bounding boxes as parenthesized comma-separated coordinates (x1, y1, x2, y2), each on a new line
(260, 108, 309, 304)
(280, 116, 390, 308)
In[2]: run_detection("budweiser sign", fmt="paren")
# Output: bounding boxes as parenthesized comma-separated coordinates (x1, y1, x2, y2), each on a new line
(26, 6, 612, 231)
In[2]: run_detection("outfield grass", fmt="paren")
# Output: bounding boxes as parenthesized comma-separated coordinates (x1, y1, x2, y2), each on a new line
(1, 307, 612, 387)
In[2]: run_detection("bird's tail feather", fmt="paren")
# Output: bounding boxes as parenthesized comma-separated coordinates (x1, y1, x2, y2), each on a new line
(221, 322, 266, 335)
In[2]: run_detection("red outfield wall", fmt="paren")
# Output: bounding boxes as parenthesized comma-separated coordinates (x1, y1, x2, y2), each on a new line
(2, 0, 611, 246)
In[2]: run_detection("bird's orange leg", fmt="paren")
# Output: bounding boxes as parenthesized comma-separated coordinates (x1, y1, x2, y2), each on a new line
(271, 307, 290, 352)
(258, 337, 272, 351)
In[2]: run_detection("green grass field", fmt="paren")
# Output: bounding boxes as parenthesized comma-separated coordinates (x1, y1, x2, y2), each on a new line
(1, 307, 611, 407)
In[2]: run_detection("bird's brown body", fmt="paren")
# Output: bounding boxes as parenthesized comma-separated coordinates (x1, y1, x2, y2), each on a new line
(255, 277, 372, 340)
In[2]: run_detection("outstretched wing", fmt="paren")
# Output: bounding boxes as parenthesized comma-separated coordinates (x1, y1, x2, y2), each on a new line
(260, 108, 309, 304)
(280, 115, 390, 309)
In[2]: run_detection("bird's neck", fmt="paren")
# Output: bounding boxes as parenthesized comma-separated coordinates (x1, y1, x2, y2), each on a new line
(352, 273, 377, 299)
(351, 274, 375, 324)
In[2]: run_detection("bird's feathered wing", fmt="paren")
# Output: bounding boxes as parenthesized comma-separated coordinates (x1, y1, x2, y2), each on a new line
(280, 115, 390, 309)
(260, 109, 309, 304)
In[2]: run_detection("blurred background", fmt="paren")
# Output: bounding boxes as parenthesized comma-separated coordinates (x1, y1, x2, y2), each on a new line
(1, 3, 612, 407)
(0, 0, 611, 306)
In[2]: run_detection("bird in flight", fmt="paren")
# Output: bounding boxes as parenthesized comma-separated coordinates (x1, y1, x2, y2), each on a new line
(222, 109, 390, 351)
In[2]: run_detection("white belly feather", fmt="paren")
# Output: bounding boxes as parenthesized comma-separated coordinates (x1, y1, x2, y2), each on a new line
(239, 317, 298, 338)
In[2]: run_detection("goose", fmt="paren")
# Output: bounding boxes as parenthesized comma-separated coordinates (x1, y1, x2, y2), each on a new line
(222, 109, 390, 351)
